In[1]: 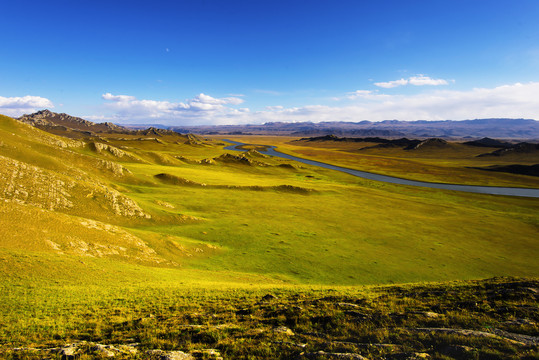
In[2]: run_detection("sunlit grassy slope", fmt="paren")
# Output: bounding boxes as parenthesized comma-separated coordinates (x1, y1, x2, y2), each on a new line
(2, 277, 538, 359)
(1, 114, 537, 288)
(1, 114, 538, 358)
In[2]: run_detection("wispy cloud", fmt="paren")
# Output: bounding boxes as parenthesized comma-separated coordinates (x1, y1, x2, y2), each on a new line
(408, 75, 449, 86)
(265, 105, 284, 111)
(374, 78, 409, 88)
(342, 90, 391, 101)
(0, 95, 53, 117)
(102, 93, 136, 102)
(374, 75, 450, 88)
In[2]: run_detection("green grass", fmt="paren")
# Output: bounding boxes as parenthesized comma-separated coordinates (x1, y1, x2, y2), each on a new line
(1, 116, 538, 286)
(118, 146, 539, 285)
(0, 114, 539, 285)
(227, 135, 539, 188)
(1, 115, 538, 358)
(1, 277, 537, 359)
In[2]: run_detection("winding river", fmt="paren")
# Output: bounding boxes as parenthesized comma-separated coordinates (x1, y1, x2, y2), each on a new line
(223, 139, 539, 198)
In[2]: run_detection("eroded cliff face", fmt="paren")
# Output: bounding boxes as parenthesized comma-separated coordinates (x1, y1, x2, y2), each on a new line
(0, 155, 149, 218)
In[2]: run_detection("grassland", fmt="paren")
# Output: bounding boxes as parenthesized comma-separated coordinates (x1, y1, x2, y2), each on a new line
(0, 114, 538, 358)
(222, 135, 539, 188)
(1, 277, 538, 359)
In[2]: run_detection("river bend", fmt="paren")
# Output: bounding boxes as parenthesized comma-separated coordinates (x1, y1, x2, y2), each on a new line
(223, 139, 539, 198)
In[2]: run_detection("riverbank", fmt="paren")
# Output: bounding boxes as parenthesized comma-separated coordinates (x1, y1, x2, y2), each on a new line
(224, 139, 539, 198)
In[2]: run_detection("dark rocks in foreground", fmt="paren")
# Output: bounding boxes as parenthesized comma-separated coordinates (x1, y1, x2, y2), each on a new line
(3, 278, 538, 360)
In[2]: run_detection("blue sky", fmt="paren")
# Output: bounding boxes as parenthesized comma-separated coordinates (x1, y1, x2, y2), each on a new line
(1, 0, 539, 125)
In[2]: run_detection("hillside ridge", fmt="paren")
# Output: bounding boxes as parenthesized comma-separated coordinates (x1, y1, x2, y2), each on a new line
(18, 109, 126, 133)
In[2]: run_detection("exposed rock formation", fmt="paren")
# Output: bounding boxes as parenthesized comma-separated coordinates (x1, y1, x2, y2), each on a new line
(133, 127, 180, 137)
(0, 155, 75, 211)
(98, 159, 132, 176)
(154, 173, 206, 187)
(213, 153, 269, 166)
(176, 156, 216, 165)
(0, 155, 149, 218)
(184, 133, 210, 146)
(18, 109, 126, 133)
(90, 142, 127, 157)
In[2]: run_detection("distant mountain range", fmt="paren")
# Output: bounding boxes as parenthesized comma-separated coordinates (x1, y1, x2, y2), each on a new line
(12, 110, 539, 140)
(169, 118, 539, 139)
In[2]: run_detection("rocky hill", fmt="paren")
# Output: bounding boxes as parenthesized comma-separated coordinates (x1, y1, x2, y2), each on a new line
(18, 109, 127, 136)
(478, 142, 539, 157)
(463, 137, 513, 148)
(0, 114, 181, 266)
(133, 127, 180, 137)
(405, 138, 449, 150)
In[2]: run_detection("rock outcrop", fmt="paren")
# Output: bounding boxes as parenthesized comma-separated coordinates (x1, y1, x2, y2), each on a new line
(7, 342, 223, 360)
(18, 109, 126, 133)
(133, 127, 180, 137)
(0, 155, 149, 218)
(90, 142, 127, 157)
(213, 153, 269, 166)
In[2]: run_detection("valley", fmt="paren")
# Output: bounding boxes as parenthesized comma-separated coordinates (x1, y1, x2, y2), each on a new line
(0, 112, 538, 359)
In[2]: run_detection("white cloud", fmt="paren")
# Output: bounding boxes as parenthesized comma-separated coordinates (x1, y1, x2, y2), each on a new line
(95, 82, 539, 125)
(343, 90, 393, 101)
(100, 93, 247, 124)
(408, 75, 449, 86)
(374, 78, 409, 88)
(102, 93, 136, 102)
(191, 93, 244, 106)
(346, 90, 374, 98)
(248, 82, 539, 123)
(374, 75, 449, 88)
(281, 82, 539, 122)
(0, 95, 53, 117)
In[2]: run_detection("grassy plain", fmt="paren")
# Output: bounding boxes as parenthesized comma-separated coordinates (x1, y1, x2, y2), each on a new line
(220, 135, 539, 188)
(1, 115, 538, 358)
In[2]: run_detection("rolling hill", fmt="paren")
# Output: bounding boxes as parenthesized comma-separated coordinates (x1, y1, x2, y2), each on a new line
(1, 111, 538, 359)
(2, 112, 539, 284)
